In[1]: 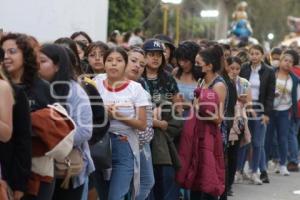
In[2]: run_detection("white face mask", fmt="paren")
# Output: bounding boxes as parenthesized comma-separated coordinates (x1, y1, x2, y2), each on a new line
(271, 60, 280, 68)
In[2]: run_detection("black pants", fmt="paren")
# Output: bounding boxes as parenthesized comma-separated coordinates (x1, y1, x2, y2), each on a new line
(24, 181, 55, 200)
(219, 141, 240, 200)
(190, 191, 218, 200)
(52, 179, 84, 200)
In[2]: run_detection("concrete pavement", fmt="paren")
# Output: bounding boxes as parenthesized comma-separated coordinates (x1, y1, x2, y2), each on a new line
(229, 172, 300, 200)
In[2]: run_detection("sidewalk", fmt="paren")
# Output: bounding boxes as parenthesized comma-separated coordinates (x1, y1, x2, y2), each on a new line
(229, 172, 300, 200)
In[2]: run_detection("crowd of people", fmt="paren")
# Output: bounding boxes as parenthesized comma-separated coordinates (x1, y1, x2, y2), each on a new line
(0, 29, 299, 200)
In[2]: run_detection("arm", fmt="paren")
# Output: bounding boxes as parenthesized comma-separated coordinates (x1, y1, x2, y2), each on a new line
(0, 80, 14, 142)
(212, 82, 227, 124)
(108, 105, 147, 131)
(263, 69, 276, 123)
(71, 84, 93, 146)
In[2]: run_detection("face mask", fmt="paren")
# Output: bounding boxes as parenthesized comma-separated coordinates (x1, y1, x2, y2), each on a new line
(271, 60, 280, 68)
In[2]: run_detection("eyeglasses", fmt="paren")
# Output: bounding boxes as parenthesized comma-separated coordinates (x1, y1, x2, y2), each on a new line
(88, 51, 104, 58)
(3, 48, 19, 56)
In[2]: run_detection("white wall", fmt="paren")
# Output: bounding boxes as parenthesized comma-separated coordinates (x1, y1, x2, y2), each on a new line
(0, 0, 108, 42)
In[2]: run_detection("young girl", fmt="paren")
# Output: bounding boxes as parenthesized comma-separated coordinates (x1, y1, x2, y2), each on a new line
(239, 45, 276, 185)
(39, 44, 94, 200)
(94, 47, 148, 200)
(1, 33, 42, 200)
(85, 41, 109, 75)
(125, 47, 155, 200)
(142, 39, 181, 200)
(226, 56, 252, 194)
(192, 44, 227, 200)
(174, 41, 200, 117)
(265, 51, 299, 176)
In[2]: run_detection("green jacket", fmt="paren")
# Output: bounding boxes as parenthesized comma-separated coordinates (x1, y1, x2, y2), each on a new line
(151, 103, 184, 169)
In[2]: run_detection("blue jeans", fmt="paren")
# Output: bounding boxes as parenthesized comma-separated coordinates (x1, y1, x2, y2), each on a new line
(236, 144, 249, 172)
(288, 118, 300, 164)
(267, 110, 290, 166)
(248, 117, 267, 172)
(108, 134, 134, 200)
(148, 165, 180, 200)
(136, 144, 155, 200)
(265, 125, 280, 162)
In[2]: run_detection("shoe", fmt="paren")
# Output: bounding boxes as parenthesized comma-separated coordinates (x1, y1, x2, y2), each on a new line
(235, 171, 244, 184)
(235, 171, 251, 184)
(287, 162, 299, 172)
(227, 187, 235, 196)
(275, 163, 280, 174)
(280, 166, 290, 176)
(260, 171, 270, 183)
(250, 173, 263, 185)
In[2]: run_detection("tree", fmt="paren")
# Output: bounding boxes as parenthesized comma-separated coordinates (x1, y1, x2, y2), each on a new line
(108, 0, 143, 34)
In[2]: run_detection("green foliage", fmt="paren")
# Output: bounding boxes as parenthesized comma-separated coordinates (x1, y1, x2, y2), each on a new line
(108, 0, 143, 34)
(107, 0, 300, 44)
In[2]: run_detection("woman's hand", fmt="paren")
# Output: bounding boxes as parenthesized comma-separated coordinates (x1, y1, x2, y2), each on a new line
(261, 115, 270, 125)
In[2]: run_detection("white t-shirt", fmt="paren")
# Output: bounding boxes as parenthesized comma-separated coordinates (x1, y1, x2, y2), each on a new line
(274, 76, 293, 111)
(95, 78, 150, 134)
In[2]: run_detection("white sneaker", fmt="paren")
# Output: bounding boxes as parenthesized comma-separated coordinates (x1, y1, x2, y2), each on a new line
(280, 166, 290, 176)
(250, 173, 263, 185)
(235, 171, 251, 184)
(274, 163, 280, 174)
(235, 171, 244, 184)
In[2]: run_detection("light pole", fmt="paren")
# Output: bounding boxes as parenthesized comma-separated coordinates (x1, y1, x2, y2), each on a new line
(161, 0, 182, 45)
(200, 9, 219, 40)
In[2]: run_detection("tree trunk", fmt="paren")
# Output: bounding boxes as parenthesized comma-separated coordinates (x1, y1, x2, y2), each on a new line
(215, 0, 229, 40)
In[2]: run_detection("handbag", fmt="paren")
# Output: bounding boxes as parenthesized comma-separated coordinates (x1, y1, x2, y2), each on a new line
(90, 132, 112, 170)
(54, 148, 84, 189)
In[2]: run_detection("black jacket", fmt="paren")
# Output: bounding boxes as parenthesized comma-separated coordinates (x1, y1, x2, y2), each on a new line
(240, 62, 276, 117)
(0, 85, 32, 192)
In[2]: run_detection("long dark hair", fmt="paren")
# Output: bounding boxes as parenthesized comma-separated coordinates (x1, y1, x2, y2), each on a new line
(70, 31, 92, 44)
(54, 37, 82, 75)
(198, 44, 225, 73)
(175, 41, 200, 81)
(0, 33, 38, 86)
(40, 44, 75, 103)
(142, 50, 168, 89)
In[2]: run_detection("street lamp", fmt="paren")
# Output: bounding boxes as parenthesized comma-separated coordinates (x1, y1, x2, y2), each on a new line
(161, 0, 182, 4)
(268, 33, 274, 40)
(200, 10, 219, 18)
(161, 0, 182, 45)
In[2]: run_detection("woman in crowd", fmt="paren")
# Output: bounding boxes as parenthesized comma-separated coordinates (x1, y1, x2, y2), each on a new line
(142, 39, 181, 200)
(124, 47, 155, 200)
(94, 47, 148, 200)
(54, 37, 84, 75)
(39, 43, 94, 200)
(154, 34, 176, 74)
(238, 45, 276, 185)
(85, 41, 109, 75)
(71, 31, 93, 46)
(174, 41, 200, 117)
(265, 50, 299, 176)
(75, 40, 87, 61)
(1, 33, 46, 200)
(191, 44, 227, 200)
(226, 56, 252, 195)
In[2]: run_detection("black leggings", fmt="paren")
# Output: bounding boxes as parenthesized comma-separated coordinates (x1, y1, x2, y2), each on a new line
(190, 191, 218, 200)
(52, 179, 84, 200)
